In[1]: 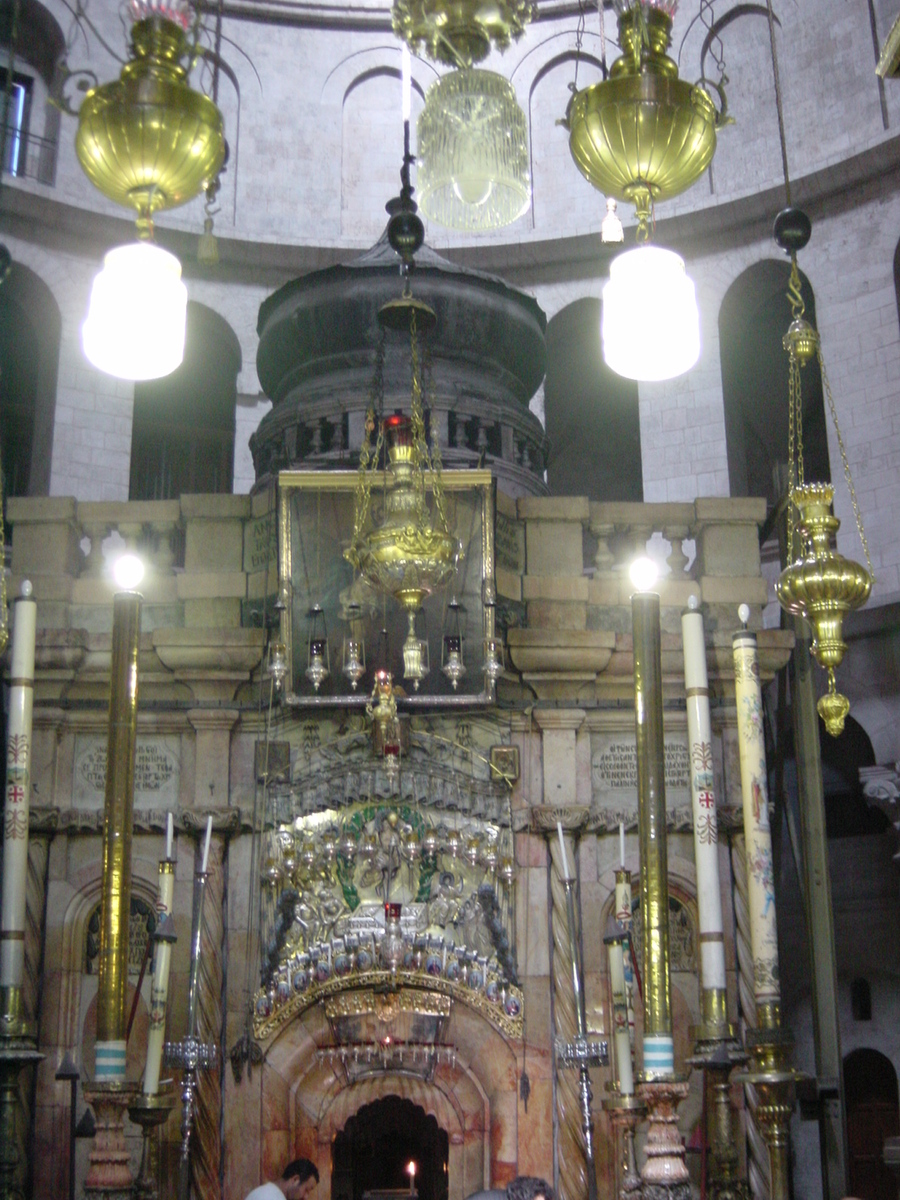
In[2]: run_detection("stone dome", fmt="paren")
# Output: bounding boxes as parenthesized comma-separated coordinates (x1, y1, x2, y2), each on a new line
(251, 229, 548, 497)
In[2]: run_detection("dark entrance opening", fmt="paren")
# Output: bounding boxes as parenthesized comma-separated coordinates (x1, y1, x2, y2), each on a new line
(845, 1047, 900, 1200)
(332, 1096, 449, 1200)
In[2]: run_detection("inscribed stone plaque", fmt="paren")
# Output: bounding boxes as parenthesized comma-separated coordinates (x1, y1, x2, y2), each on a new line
(243, 508, 277, 573)
(73, 735, 181, 808)
(590, 733, 691, 810)
(495, 510, 524, 575)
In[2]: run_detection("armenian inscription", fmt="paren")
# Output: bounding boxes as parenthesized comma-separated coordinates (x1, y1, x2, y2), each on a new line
(73, 736, 181, 808)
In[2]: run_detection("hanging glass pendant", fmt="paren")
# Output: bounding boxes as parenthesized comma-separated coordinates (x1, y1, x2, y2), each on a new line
(305, 605, 330, 691)
(441, 598, 467, 689)
(402, 609, 429, 691)
(82, 241, 187, 380)
(417, 69, 530, 232)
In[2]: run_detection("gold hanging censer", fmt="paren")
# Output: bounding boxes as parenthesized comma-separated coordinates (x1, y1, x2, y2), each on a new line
(75, 2, 225, 238)
(344, 135, 459, 688)
(773, 209, 873, 737)
(565, 0, 721, 237)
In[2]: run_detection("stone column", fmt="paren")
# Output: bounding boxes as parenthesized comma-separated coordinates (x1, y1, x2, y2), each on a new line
(532, 708, 590, 1200)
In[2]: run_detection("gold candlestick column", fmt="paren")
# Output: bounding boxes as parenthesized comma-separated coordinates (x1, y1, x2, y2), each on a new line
(733, 625, 795, 1200)
(632, 588, 691, 1200)
(85, 589, 142, 1196)
(631, 591, 672, 1075)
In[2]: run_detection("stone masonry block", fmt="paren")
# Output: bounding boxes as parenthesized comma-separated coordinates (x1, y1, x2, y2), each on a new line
(525, 520, 584, 577)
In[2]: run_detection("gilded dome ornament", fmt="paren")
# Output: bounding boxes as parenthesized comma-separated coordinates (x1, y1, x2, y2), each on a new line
(392, 0, 533, 68)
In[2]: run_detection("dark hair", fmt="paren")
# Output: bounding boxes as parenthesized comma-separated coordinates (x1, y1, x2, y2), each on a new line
(506, 1178, 552, 1200)
(283, 1159, 319, 1185)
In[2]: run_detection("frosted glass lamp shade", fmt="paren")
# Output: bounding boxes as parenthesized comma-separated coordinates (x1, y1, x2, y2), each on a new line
(82, 242, 187, 380)
(601, 245, 700, 382)
(417, 69, 530, 232)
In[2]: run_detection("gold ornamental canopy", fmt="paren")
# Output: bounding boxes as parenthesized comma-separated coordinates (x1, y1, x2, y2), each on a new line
(75, 13, 225, 236)
(566, 1, 719, 236)
(392, 0, 533, 67)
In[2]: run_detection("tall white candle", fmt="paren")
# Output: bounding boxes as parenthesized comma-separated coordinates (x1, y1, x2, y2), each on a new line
(607, 937, 634, 1096)
(201, 815, 212, 874)
(682, 604, 727, 994)
(402, 45, 411, 123)
(733, 624, 780, 1008)
(619, 821, 625, 869)
(142, 858, 175, 1095)
(1, 583, 37, 989)
(556, 822, 571, 880)
(166, 811, 173, 861)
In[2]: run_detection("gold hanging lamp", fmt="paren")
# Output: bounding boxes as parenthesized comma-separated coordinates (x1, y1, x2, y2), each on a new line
(773, 210, 873, 737)
(344, 142, 459, 686)
(392, 0, 531, 67)
(565, 0, 720, 239)
(75, 5, 225, 238)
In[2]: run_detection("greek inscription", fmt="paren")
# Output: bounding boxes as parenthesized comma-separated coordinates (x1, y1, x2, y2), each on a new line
(593, 741, 690, 791)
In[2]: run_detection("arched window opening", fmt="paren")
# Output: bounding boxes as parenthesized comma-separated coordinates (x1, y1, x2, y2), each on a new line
(844, 1048, 900, 1200)
(0, 0, 65, 185)
(719, 260, 830, 507)
(130, 302, 241, 500)
(0, 261, 61, 499)
(544, 297, 642, 500)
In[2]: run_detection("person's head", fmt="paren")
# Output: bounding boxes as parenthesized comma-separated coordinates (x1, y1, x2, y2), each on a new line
(506, 1177, 553, 1200)
(282, 1159, 319, 1200)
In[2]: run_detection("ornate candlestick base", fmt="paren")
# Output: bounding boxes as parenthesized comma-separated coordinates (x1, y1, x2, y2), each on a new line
(603, 1089, 646, 1200)
(0, 1031, 43, 1200)
(737, 1028, 796, 1200)
(636, 1078, 691, 1200)
(165, 1035, 217, 1200)
(688, 1040, 748, 1200)
(128, 1088, 175, 1200)
(83, 1080, 139, 1198)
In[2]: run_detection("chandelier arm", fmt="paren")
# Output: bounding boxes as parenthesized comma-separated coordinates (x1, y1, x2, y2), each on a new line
(817, 348, 875, 582)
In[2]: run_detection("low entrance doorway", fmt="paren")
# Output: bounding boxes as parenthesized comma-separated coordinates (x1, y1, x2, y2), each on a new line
(332, 1096, 449, 1200)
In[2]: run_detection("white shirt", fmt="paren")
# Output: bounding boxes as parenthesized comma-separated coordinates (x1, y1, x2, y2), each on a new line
(245, 1185, 287, 1200)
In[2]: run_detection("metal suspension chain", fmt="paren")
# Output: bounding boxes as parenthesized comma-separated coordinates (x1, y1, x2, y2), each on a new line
(817, 347, 874, 581)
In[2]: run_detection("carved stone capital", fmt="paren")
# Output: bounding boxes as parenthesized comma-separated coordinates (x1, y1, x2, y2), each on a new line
(530, 805, 591, 835)
(181, 808, 244, 838)
(532, 708, 587, 734)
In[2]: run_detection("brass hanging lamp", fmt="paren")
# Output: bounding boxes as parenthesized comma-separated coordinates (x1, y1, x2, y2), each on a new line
(772, 213, 873, 737)
(75, 3, 225, 239)
(566, 0, 720, 239)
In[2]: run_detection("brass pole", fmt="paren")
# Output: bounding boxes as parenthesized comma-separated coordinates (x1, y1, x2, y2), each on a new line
(632, 591, 672, 1073)
(95, 591, 141, 1080)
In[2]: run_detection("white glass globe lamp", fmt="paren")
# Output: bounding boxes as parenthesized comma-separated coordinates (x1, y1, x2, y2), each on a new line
(417, 68, 530, 232)
(601, 245, 700, 382)
(82, 242, 187, 381)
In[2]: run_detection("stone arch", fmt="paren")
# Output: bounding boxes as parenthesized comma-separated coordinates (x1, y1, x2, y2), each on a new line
(257, 980, 521, 1200)
(338, 58, 426, 241)
(844, 1047, 900, 1200)
(719, 258, 830, 506)
(54, 856, 162, 1060)
(0, 259, 61, 496)
(525, 48, 603, 231)
(544, 298, 642, 500)
(130, 301, 241, 498)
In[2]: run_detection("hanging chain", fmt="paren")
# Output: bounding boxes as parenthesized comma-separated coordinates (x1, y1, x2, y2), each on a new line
(351, 331, 385, 544)
(423, 341, 450, 537)
(699, 0, 727, 89)
(786, 255, 805, 321)
(818, 348, 874, 582)
(572, 0, 587, 92)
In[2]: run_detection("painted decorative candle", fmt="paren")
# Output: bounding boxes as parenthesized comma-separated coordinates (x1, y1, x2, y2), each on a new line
(607, 934, 635, 1095)
(732, 625, 780, 1012)
(1, 583, 37, 989)
(682, 603, 728, 1033)
(142, 855, 175, 1095)
(614, 867, 636, 1048)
